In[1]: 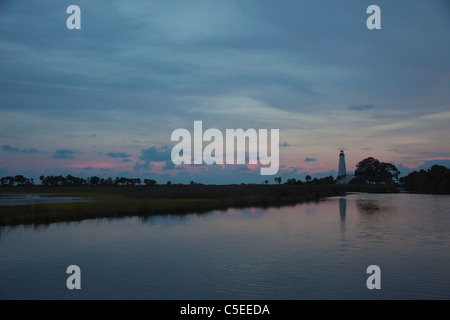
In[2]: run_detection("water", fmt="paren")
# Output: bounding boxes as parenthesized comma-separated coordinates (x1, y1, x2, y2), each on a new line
(0, 194, 91, 206)
(0, 193, 448, 300)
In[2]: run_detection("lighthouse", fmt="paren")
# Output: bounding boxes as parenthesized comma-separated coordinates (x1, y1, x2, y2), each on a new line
(338, 150, 346, 178)
(337, 150, 354, 184)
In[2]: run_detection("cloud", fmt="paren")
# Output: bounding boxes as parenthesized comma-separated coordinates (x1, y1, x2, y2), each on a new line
(52, 149, 80, 159)
(418, 159, 450, 170)
(0, 2, 449, 183)
(162, 160, 175, 170)
(234, 165, 252, 172)
(347, 104, 375, 112)
(107, 152, 131, 158)
(134, 146, 172, 171)
(0, 167, 9, 177)
(304, 157, 317, 162)
(394, 159, 450, 177)
(287, 167, 303, 174)
(1, 145, 40, 153)
(106, 152, 133, 164)
(418, 151, 450, 158)
(391, 163, 413, 177)
(139, 146, 171, 162)
(134, 161, 152, 171)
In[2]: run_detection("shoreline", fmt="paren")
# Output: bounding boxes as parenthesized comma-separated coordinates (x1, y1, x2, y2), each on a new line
(0, 184, 398, 227)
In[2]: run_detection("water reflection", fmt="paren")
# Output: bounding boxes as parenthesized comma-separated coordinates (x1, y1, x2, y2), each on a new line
(356, 199, 382, 214)
(139, 207, 269, 228)
(0, 223, 51, 241)
(339, 197, 346, 219)
(0, 193, 449, 299)
(140, 213, 191, 226)
(0, 193, 92, 206)
(339, 197, 347, 237)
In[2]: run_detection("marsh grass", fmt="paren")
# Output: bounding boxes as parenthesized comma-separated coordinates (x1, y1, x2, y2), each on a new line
(0, 184, 397, 227)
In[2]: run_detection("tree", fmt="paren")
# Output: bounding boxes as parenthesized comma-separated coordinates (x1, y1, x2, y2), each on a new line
(144, 179, 157, 186)
(274, 177, 282, 184)
(400, 165, 450, 194)
(88, 176, 101, 186)
(305, 175, 312, 182)
(318, 175, 336, 185)
(65, 174, 86, 186)
(0, 175, 34, 186)
(285, 178, 300, 185)
(353, 157, 400, 184)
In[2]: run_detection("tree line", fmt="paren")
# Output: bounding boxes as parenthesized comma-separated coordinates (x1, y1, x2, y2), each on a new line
(399, 165, 450, 194)
(0, 156, 406, 187)
(281, 157, 401, 185)
(0, 175, 157, 187)
(282, 175, 336, 185)
(1, 157, 449, 193)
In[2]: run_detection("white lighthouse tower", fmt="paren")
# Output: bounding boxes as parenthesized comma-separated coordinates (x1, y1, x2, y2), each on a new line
(338, 150, 346, 178)
(337, 150, 354, 184)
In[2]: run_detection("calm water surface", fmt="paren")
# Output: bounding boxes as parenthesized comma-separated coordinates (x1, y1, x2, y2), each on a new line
(0, 193, 448, 299)
(0, 194, 91, 206)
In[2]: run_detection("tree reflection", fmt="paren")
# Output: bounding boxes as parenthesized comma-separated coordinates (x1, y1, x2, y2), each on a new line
(356, 200, 382, 214)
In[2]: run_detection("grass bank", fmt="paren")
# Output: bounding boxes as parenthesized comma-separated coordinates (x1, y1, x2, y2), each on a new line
(0, 184, 397, 227)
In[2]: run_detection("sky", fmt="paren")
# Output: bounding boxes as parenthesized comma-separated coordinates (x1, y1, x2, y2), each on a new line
(0, 0, 449, 184)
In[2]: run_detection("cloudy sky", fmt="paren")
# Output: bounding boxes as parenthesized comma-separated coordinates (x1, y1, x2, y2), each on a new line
(1, 0, 449, 184)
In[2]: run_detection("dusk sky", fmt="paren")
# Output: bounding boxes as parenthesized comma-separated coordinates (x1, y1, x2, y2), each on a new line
(1, 0, 449, 184)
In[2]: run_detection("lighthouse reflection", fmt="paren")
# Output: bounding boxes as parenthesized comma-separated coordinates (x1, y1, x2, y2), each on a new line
(339, 197, 346, 219)
(339, 197, 347, 237)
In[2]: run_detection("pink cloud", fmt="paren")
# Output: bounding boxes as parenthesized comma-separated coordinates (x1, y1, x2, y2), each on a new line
(67, 161, 130, 169)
